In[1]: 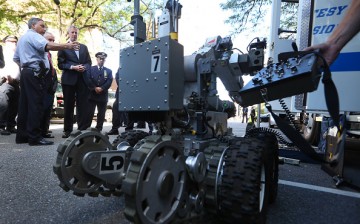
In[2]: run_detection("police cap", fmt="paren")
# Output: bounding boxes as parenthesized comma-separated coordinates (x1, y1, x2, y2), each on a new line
(95, 52, 107, 59)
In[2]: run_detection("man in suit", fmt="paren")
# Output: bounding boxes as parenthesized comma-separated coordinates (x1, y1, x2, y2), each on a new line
(40, 32, 58, 138)
(85, 52, 113, 131)
(58, 25, 92, 138)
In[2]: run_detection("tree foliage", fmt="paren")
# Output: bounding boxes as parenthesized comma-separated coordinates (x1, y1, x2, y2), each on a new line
(221, 0, 297, 36)
(0, 0, 160, 44)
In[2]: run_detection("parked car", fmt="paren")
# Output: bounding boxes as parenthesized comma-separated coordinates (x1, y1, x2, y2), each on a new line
(52, 85, 65, 118)
(260, 112, 276, 128)
(107, 90, 116, 109)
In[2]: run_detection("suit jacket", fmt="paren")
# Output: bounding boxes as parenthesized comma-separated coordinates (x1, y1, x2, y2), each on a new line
(85, 65, 113, 102)
(0, 46, 4, 69)
(45, 52, 58, 94)
(57, 43, 91, 86)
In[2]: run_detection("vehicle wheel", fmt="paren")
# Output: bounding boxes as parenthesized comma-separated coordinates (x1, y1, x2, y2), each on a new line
(302, 113, 321, 146)
(254, 132, 279, 204)
(218, 137, 269, 224)
(112, 130, 149, 148)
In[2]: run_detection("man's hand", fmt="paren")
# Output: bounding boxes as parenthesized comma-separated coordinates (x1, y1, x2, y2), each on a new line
(95, 87, 103, 94)
(67, 42, 80, 51)
(72, 64, 86, 72)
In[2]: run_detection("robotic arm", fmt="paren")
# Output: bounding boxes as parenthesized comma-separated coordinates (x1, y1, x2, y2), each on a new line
(183, 36, 267, 113)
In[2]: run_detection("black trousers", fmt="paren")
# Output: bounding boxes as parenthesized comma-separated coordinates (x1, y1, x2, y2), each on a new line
(62, 78, 91, 132)
(110, 97, 128, 131)
(40, 93, 54, 135)
(89, 99, 107, 131)
(16, 69, 45, 142)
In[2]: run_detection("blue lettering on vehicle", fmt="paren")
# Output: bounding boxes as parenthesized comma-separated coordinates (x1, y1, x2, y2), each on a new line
(313, 5, 348, 35)
(314, 5, 348, 18)
(313, 24, 336, 35)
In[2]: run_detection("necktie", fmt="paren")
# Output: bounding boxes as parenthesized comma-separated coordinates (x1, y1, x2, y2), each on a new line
(47, 52, 55, 77)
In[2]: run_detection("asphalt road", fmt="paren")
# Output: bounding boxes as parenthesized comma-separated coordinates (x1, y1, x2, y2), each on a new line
(0, 120, 359, 224)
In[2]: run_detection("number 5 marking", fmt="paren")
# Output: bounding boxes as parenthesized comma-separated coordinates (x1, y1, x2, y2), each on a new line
(151, 54, 161, 73)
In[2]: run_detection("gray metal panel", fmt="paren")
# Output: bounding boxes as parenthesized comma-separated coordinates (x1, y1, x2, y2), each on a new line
(296, 0, 311, 50)
(119, 36, 184, 111)
(307, 72, 360, 112)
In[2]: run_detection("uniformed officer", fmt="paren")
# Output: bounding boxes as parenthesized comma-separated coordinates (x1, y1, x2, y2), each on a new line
(13, 17, 80, 146)
(85, 52, 113, 131)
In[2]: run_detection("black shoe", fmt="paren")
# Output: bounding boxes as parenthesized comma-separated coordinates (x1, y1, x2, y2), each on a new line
(42, 133, 55, 138)
(29, 138, 54, 146)
(106, 129, 119, 135)
(47, 130, 52, 133)
(1, 130, 11, 135)
(62, 132, 71, 138)
(6, 127, 17, 133)
(16, 137, 28, 144)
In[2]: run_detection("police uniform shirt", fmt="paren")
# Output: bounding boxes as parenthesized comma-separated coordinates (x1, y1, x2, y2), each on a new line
(13, 29, 49, 71)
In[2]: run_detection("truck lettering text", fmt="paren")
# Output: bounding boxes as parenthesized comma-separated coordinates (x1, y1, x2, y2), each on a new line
(314, 5, 348, 18)
(313, 24, 336, 35)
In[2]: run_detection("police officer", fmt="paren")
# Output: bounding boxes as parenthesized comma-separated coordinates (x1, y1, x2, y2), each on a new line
(13, 17, 80, 145)
(85, 52, 113, 131)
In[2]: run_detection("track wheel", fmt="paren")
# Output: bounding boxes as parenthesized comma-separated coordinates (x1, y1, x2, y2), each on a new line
(122, 135, 187, 224)
(218, 137, 269, 224)
(254, 132, 279, 204)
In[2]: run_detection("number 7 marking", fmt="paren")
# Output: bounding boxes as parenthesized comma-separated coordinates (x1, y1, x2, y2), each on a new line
(151, 54, 161, 73)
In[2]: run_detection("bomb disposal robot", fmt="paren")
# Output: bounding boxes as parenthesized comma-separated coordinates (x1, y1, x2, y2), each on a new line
(52, 0, 322, 223)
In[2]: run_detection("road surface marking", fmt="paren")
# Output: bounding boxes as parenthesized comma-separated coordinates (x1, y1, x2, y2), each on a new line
(279, 180, 360, 199)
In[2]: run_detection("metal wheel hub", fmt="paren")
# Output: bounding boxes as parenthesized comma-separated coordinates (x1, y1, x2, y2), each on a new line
(123, 135, 187, 224)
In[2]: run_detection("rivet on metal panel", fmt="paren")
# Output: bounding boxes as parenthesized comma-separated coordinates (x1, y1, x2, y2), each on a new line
(146, 78, 149, 81)
(140, 43, 143, 47)
(155, 46, 158, 49)
(157, 106, 160, 109)
(134, 51, 136, 54)
(164, 85, 168, 88)
(148, 106, 151, 109)
(165, 42, 168, 46)
(147, 48, 149, 51)
(139, 106, 142, 110)
(164, 100, 168, 103)
(131, 107, 134, 110)
(127, 53, 130, 56)
(158, 38, 161, 41)
(165, 57, 168, 60)
(154, 77, 157, 80)
(164, 71, 168, 74)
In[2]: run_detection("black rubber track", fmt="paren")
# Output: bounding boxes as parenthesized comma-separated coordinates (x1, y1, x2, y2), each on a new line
(111, 130, 149, 148)
(218, 137, 269, 224)
(254, 132, 279, 204)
